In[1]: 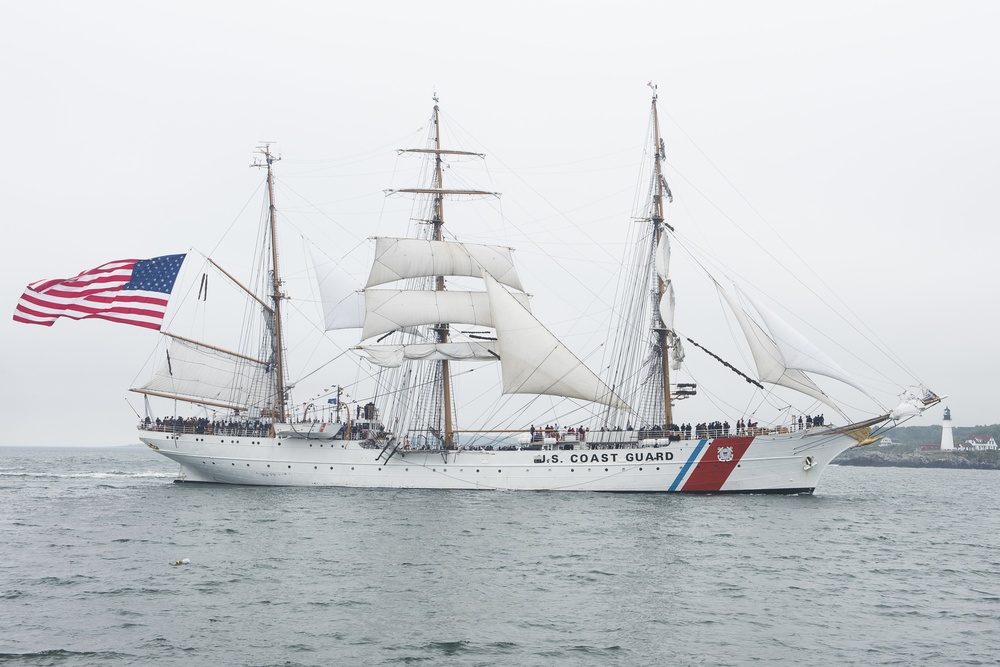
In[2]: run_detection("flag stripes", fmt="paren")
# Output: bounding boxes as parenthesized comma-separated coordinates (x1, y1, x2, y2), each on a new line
(13, 255, 185, 331)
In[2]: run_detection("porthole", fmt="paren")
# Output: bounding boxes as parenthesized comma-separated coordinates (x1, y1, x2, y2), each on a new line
(571, 469, 575, 472)
(639, 467, 643, 471)
(287, 465, 291, 469)
(246, 464, 250, 467)
(498, 469, 502, 473)
(212, 462, 216, 465)
(314, 466, 317, 469)
(351, 467, 355, 470)
(476, 469, 480, 473)
(405, 468, 409, 471)
(267, 464, 270, 468)
(231, 463, 234, 466)
(605, 468, 609, 472)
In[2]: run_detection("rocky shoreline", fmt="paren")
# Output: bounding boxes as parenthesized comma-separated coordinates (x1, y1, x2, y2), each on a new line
(834, 449, 1000, 470)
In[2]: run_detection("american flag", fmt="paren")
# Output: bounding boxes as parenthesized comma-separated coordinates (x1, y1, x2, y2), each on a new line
(13, 254, 186, 331)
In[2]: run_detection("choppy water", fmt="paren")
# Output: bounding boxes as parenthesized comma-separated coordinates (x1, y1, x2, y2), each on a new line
(1, 446, 997, 666)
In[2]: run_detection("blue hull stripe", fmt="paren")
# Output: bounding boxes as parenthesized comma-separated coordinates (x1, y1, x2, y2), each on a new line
(669, 439, 708, 491)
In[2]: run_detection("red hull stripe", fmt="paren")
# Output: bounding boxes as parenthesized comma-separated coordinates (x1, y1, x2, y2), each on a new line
(681, 436, 754, 492)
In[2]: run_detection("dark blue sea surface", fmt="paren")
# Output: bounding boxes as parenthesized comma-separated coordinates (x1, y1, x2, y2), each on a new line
(1, 446, 997, 666)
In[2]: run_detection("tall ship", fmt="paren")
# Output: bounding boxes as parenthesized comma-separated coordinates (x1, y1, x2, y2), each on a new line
(135, 92, 939, 492)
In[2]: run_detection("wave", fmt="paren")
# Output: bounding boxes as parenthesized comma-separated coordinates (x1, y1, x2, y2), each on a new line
(0, 649, 135, 664)
(0, 470, 175, 479)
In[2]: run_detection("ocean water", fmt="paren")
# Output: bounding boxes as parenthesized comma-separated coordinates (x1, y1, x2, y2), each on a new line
(1, 446, 997, 666)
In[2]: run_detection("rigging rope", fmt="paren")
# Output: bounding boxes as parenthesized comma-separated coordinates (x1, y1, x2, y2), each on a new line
(684, 336, 763, 389)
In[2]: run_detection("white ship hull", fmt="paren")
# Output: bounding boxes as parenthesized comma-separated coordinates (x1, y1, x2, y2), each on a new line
(139, 427, 861, 493)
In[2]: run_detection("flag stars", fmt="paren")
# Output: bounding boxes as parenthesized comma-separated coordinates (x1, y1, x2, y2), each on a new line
(124, 254, 186, 294)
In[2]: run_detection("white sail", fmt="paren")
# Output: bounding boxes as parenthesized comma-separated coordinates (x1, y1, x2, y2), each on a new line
(361, 289, 530, 341)
(716, 282, 848, 418)
(484, 273, 630, 411)
(654, 231, 670, 283)
(366, 237, 524, 292)
(740, 289, 874, 400)
(140, 338, 273, 410)
(358, 341, 498, 368)
(659, 280, 675, 332)
(310, 246, 365, 330)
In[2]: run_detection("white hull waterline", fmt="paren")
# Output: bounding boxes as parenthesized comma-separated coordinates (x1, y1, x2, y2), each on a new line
(140, 424, 868, 493)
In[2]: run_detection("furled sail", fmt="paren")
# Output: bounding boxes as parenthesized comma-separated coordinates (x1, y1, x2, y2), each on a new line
(660, 280, 676, 332)
(358, 341, 498, 368)
(310, 246, 365, 330)
(670, 334, 685, 371)
(484, 273, 630, 411)
(139, 338, 273, 410)
(366, 237, 524, 291)
(361, 289, 530, 341)
(716, 282, 848, 419)
(654, 231, 670, 283)
(655, 232, 675, 331)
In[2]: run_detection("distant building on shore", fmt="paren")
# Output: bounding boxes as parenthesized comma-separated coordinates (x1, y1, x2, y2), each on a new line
(940, 407, 954, 451)
(958, 435, 998, 451)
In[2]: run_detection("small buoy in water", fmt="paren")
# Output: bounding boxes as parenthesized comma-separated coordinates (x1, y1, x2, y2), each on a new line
(171, 558, 191, 566)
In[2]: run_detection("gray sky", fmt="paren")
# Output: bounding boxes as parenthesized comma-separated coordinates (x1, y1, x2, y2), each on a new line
(3, 1, 998, 446)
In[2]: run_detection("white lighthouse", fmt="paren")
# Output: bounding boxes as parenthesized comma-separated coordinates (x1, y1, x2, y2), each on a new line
(940, 407, 954, 451)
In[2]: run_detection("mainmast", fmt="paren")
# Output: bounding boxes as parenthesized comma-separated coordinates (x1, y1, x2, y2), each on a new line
(389, 96, 498, 449)
(253, 144, 287, 424)
(650, 88, 674, 427)
(430, 101, 455, 449)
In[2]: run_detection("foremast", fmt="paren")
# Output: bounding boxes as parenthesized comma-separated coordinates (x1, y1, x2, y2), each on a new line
(599, 86, 679, 431)
(650, 88, 674, 428)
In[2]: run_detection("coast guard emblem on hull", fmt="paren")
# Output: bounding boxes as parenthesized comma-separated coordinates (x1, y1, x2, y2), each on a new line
(717, 446, 734, 462)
